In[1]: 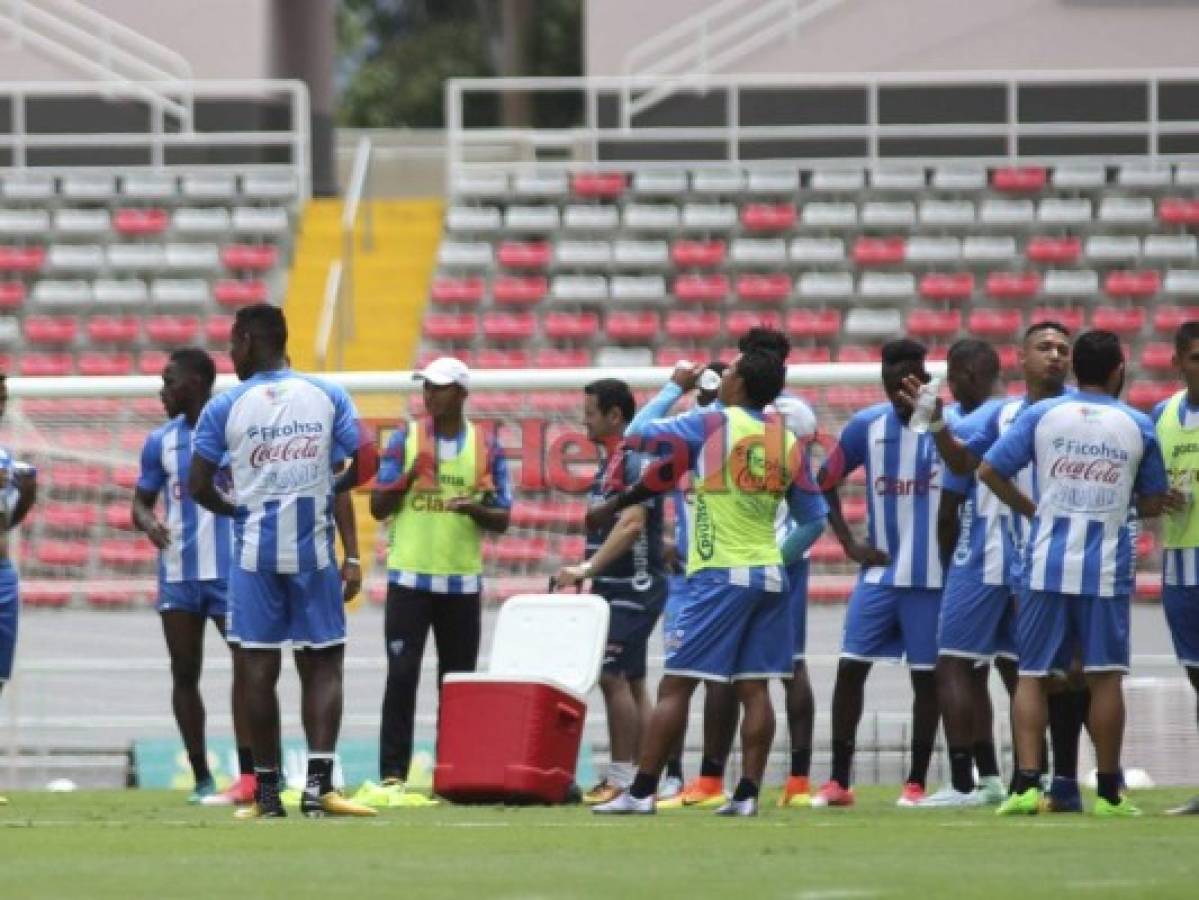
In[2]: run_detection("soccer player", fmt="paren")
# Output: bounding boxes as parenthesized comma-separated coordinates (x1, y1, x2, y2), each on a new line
(357, 356, 511, 808)
(189, 304, 375, 819)
(132, 349, 255, 804)
(811, 339, 945, 809)
(555, 378, 667, 804)
(1154, 322, 1199, 816)
(0, 371, 36, 807)
(979, 330, 1168, 817)
(594, 348, 827, 816)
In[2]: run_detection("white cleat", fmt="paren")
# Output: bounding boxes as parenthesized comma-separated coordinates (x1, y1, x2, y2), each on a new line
(915, 786, 982, 809)
(714, 797, 758, 817)
(972, 775, 1007, 806)
(592, 791, 655, 815)
(658, 775, 684, 801)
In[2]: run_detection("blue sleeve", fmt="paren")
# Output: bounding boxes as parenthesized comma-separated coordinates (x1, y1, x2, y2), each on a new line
(960, 403, 1002, 460)
(983, 405, 1041, 479)
(375, 429, 407, 487)
(942, 469, 971, 495)
(821, 412, 869, 484)
(193, 394, 232, 464)
(627, 409, 716, 469)
(1135, 427, 1169, 497)
(487, 438, 513, 509)
(1151, 399, 1169, 425)
(780, 516, 826, 565)
(329, 384, 362, 459)
(786, 481, 828, 526)
(625, 382, 685, 437)
(136, 431, 166, 493)
(671, 489, 687, 553)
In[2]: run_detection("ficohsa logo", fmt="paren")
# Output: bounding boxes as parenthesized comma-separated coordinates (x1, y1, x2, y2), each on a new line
(247, 421, 324, 441)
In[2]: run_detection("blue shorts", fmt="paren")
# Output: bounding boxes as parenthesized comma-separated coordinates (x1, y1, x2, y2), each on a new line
(0, 564, 17, 682)
(157, 578, 228, 618)
(1017, 590, 1130, 676)
(841, 581, 941, 670)
(1162, 584, 1199, 669)
(227, 565, 345, 649)
(788, 559, 809, 662)
(665, 568, 792, 682)
(938, 573, 1017, 662)
(662, 574, 689, 638)
(598, 578, 667, 680)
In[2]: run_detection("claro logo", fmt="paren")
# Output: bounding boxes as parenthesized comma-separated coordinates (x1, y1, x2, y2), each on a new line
(874, 471, 940, 496)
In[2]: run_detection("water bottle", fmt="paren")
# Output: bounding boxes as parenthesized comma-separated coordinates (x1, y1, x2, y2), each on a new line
(908, 376, 942, 434)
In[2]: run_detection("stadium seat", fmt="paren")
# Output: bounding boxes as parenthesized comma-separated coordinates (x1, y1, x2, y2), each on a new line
(741, 203, 796, 231)
(1178, 163, 1199, 187)
(613, 240, 668, 267)
(907, 309, 962, 338)
(992, 166, 1047, 192)
(2, 171, 54, 200)
(550, 275, 607, 302)
(108, 244, 167, 271)
(0, 281, 25, 309)
(1153, 306, 1199, 333)
(785, 309, 842, 339)
(810, 169, 864, 192)
(20, 353, 73, 376)
(1031, 307, 1083, 332)
(221, 245, 278, 271)
(920, 200, 975, 226)
(1105, 270, 1161, 298)
(152, 279, 209, 306)
(204, 315, 233, 344)
(853, 237, 905, 265)
(1161, 199, 1199, 225)
(1037, 197, 1092, 225)
(40, 501, 99, 532)
(165, 243, 221, 271)
(497, 241, 551, 268)
(571, 172, 625, 199)
(1141, 343, 1175, 372)
(968, 309, 1023, 336)
(790, 237, 845, 264)
(182, 172, 236, 200)
(1086, 235, 1140, 261)
(844, 308, 902, 339)
(933, 165, 986, 191)
(1043, 269, 1099, 297)
(789, 347, 832, 364)
(862, 201, 916, 227)
(605, 311, 659, 341)
(145, 315, 200, 345)
(1092, 306, 1145, 335)
(962, 236, 1017, 262)
(53, 208, 110, 236)
(1027, 236, 1081, 264)
(978, 199, 1033, 226)
(33, 279, 91, 306)
(439, 241, 493, 268)
(801, 201, 857, 227)
(481, 312, 537, 341)
(423, 314, 478, 341)
(1118, 162, 1171, 189)
(555, 240, 611, 266)
(906, 237, 960, 263)
(0, 317, 17, 344)
(796, 271, 853, 301)
(78, 353, 134, 376)
(492, 275, 547, 306)
(0, 246, 44, 272)
(213, 279, 269, 307)
(86, 316, 139, 344)
(232, 207, 290, 235)
(747, 169, 799, 193)
(624, 204, 681, 231)
(919, 272, 974, 301)
(1144, 234, 1198, 261)
(98, 539, 156, 568)
(122, 171, 176, 200)
(986, 271, 1040, 300)
(1165, 270, 1199, 296)
(103, 502, 134, 530)
(692, 170, 745, 194)
(860, 272, 914, 301)
(534, 348, 590, 368)
(139, 350, 170, 375)
(682, 203, 737, 230)
(1052, 161, 1105, 189)
(513, 173, 567, 197)
(610, 275, 666, 303)
(563, 205, 618, 231)
(631, 171, 686, 196)
(173, 207, 232, 234)
(543, 311, 598, 340)
(666, 310, 722, 340)
(114, 208, 168, 236)
(672, 239, 726, 268)
(736, 273, 790, 303)
(476, 349, 530, 369)
(35, 540, 90, 568)
(63, 172, 115, 199)
(1099, 196, 1155, 224)
(731, 238, 787, 265)
(871, 166, 924, 191)
(48, 243, 104, 271)
(727, 311, 782, 337)
(1128, 381, 1175, 410)
(25, 316, 78, 344)
(430, 276, 485, 305)
(674, 274, 729, 303)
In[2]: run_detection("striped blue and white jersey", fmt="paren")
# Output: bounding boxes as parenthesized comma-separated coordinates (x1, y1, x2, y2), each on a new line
(984, 391, 1168, 598)
(138, 415, 232, 583)
(193, 369, 361, 574)
(1152, 396, 1199, 587)
(826, 402, 945, 589)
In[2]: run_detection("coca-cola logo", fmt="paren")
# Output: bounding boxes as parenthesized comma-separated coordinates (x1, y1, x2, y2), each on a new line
(1048, 457, 1121, 484)
(249, 435, 322, 468)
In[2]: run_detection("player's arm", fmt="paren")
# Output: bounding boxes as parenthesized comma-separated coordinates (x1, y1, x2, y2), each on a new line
(333, 489, 361, 602)
(369, 428, 412, 520)
(821, 415, 888, 567)
(131, 487, 169, 549)
(592, 413, 705, 529)
(189, 396, 236, 517)
(977, 403, 1038, 519)
(937, 487, 966, 569)
(976, 463, 1036, 519)
(447, 436, 512, 534)
(623, 362, 702, 437)
(779, 483, 828, 565)
(7, 467, 36, 530)
(895, 373, 980, 475)
(556, 504, 647, 588)
(188, 455, 237, 517)
(1133, 431, 1170, 519)
(823, 484, 889, 567)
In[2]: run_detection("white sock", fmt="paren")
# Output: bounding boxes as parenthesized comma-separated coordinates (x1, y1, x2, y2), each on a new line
(608, 761, 635, 789)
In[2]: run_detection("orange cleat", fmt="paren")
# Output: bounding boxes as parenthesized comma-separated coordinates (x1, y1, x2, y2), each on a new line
(657, 775, 727, 809)
(810, 780, 855, 808)
(778, 775, 812, 808)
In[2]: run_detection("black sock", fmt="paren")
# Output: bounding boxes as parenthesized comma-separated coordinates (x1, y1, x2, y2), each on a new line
(306, 754, 334, 796)
(699, 755, 725, 778)
(949, 746, 975, 794)
(188, 751, 212, 785)
(237, 746, 254, 777)
(255, 767, 280, 804)
(1012, 768, 1041, 795)
(629, 772, 659, 800)
(790, 748, 812, 779)
(665, 758, 683, 780)
(831, 739, 854, 788)
(1097, 771, 1122, 805)
(907, 740, 935, 788)
(972, 740, 999, 778)
(1048, 690, 1084, 780)
(732, 777, 759, 802)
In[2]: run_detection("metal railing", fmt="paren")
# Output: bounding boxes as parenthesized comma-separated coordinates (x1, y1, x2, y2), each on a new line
(315, 137, 374, 371)
(620, 0, 847, 123)
(1, 0, 193, 126)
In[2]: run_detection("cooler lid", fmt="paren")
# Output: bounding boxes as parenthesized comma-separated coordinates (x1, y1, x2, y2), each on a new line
(487, 593, 610, 696)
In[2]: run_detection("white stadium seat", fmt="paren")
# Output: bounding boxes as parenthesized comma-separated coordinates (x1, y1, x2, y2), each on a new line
(859, 272, 915, 301)
(0, 209, 50, 235)
(1052, 161, 1105, 189)
(2, 171, 54, 200)
(920, 200, 975, 226)
(62, 172, 116, 199)
(241, 170, 299, 200)
(182, 172, 237, 200)
(978, 199, 1033, 226)
(33, 279, 93, 307)
(631, 171, 686, 195)
(1085, 235, 1140, 261)
(438, 241, 493, 268)
(122, 172, 176, 200)
(1038, 197, 1092, 225)
(556, 240, 612, 267)
(47, 244, 104, 271)
(789, 237, 845, 264)
(513, 172, 567, 197)
(932, 165, 986, 191)
(505, 205, 560, 231)
(173, 207, 232, 234)
(871, 167, 925, 191)
(796, 271, 853, 300)
(1176, 162, 1199, 188)
(613, 239, 669, 267)
(809, 169, 864, 192)
(0, 317, 20, 345)
(962, 236, 1018, 262)
(845, 307, 902, 339)
(93, 278, 149, 305)
(53, 209, 111, 235)
(801, 202, 857, 227)
(905, 236, 960, 263)
(165, 242, 221, 271)
(151, 278, 210, 306)
(551, 275, 608, 302)
(453, 172, 508, 197)
(862, 201, 916, 227)
(446, 206, 501, 232)
(1165, 270, 1199, 296)
(1144, 235, 1198, 261)
(108, 244, 167, 270)
(562, 205, 619, 232)
(623, 204, 680, 231)
(232, 207, 290, 234)
(747, 169, 799, 193)
(692, 169, 746, 194)
(610, 275, 666, 302)
(681, 203, 737, 230)
(1098, 196, 1154, 224)
(730, 238, 787, 265)
(597, 347, 653, 367)
(1043, 269, 1099, 296)
(1118, 162, 1171, 189)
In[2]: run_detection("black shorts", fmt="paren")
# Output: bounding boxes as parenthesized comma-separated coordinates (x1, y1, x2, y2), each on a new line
(598, 578, 667, 680)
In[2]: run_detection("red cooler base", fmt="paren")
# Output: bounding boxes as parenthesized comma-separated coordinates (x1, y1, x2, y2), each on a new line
(433, 679, 586, 804)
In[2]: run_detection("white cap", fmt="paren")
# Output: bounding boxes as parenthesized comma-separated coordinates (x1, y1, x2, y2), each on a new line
(414, 356, 470, 388)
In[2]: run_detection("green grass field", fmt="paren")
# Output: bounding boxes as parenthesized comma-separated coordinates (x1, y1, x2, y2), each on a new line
(1, 787, 1197, 899)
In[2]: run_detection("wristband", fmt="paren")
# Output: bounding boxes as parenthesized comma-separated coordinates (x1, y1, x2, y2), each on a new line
(929, 418, 946, 433)
(344, 557, 360, 566)
(581, 561, 594, 578)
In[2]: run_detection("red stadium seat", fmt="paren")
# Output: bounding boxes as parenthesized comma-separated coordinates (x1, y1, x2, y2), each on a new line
(35, 540, 90, 567)
(111, 463, 143, 490)
(907, 309, 962, 338)
(145, 315, 200, 345)
(85, 588, 139, 609)
(213, 279, 268, 307)
(533, 348, 590, 368)
(919, 272, 975, 302)
(606, 311, 659, 341)
(497, 241, 551, 268)
(986, 271, 1040, 300)
(78, 353, 134, 376)
(481, 312, 536, 341)
(476, 349, 530, 368)
(1105, 270, 1161, 298)
(665, 310, 721, 340)
(1091, 307, 1146, 335)
(0, 246, 46, 272)
(571, 172, 626, 199)
(99, 539, 156, 567)
(21, 586, 72, 608)
(40, 502, 99, 531)
(655, 347, 695, 367)
(674, 274, 729, 303)
(853, 237, 905, 265)
(1141, 343, 1175, 372)
(992, 166, 1047, 192)
(25, 316, 78, 344)
(114, 208, 168, 235)
(735, 273, 791, 303)
(0, 281, 25, 309)
(836, 345, 880, 364)
(47, 463, 106, 490)
(826, 386, 882, 409)
(671, 240, 727, 268)
(430, 276, 485, 305)
(1153, 306, 1199, 333)
(1136, 531, 1157, 561)
(740, 203, 796, 231)
(790, 347, 833, 364)
(492, 275, 548, 306)
(557, 535, 586, 560)
(727, 310, 782, 337)
(543, 311, 599, 340)
(997, 345, 1019, 372)
(471, 392, 523, 415)
(1026, 237, 1081, 264)
(485, 536, 550, 567)
(86, 316, 139, 344)
(221, 244, 278, 271)
(1128, 381, 1175, 410)
(527, 392, 577, 414)
(840, 497, 867, 524)
(139, 350, 170, 375)
(968, 308, 1023, 336)
(808, 537, 847, 564)
(1160, 199, 1199, 225)
(423, 314, 478, 341)
(786, 309, 841, 339)
(205, 315, 234, 344)
(1031, 307, 1083, 333)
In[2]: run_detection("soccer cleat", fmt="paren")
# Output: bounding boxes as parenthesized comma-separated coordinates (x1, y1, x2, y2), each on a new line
(1166, 795, 1199, 816)
(996, 788, 1041, 816)
(354, 780, 440, 809)
(915, 786, 980, 809)
(201, 774, 257, 807)
(234, 798, 286, 819)
(778, 775, 812, 808)
(810, 780, 855, 808)
(896, 782, 927, 807)
(279, 787, 302, 809)
(1093, 797, 1141, 818)
(1042, 776, 1083, 813)
(582, 780, 623, 806)
(592, 791, 654, 815)
(657, 775, 727, 809)
(0, 795, 7, 805)
(300, 789, 378, 818)
(187, 777, 217, 805)
(972, 775, 1007, 806)
(657, 775, 684, 802)
(715, 797, 758, 817)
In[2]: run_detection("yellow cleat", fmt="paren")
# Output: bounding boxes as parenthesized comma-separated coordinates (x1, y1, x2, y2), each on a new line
(658, 775, 727, 810)
(301, 790, 378, 817)
(352, 779, 439, 809)
(582, 781, 622, 806)
(234, 801, 286, 819)
(0, 795, 8, 806)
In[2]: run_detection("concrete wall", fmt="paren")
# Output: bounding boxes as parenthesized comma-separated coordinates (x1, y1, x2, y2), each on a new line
(587, 0, 1199, 77)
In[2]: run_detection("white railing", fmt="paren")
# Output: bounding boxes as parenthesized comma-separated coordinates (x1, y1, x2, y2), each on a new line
(446, 69, 1199, 183)
(621, 0, 847, 124)
(0, 79, 310, 200)
(0, 0, 193, 127)
(315, 136, 374, 371)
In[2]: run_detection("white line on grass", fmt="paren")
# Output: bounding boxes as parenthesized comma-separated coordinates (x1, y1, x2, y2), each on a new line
(795, 889, 882, 900)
